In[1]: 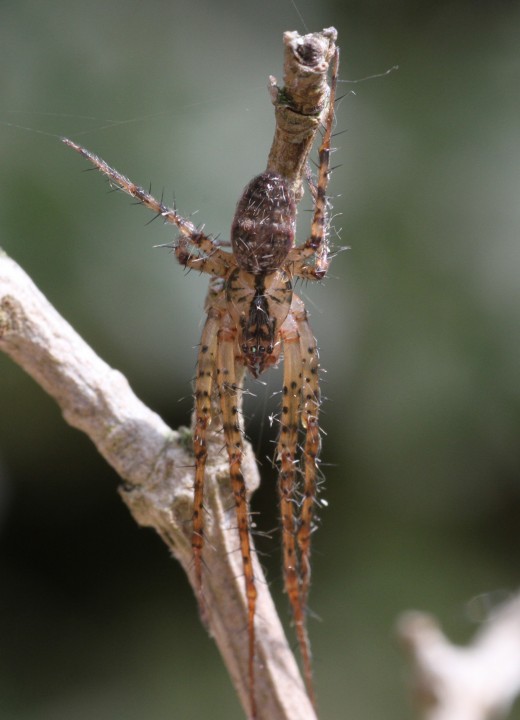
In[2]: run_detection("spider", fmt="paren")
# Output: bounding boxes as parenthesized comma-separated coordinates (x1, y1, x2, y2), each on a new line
(63, 34, 338, 718)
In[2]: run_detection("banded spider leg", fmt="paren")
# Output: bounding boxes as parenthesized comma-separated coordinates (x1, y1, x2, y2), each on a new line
(62, 33, 339, 719)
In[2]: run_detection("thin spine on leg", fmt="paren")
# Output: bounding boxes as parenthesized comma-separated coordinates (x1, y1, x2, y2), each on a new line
(293, 298, 321, 612)
(216, 324, 258, 719)
(192, 308, 220, 620)
(62, 138, 230, 270)
(288, 47, 339, 278)
(279, 316, 316, 709)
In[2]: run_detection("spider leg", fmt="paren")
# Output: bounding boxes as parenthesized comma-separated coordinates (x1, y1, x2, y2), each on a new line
(287, 47, 339, 281)
(216, 318, 258, 720)
(292, 295, 321, 613)
(176, 241, 233, 277)
(279, 311, 316, 709)
(62, 138, 231, 275)
(191, 305, 221, 620)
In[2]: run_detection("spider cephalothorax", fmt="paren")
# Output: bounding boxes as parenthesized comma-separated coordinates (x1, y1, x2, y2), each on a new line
(64, 27, 339, 719)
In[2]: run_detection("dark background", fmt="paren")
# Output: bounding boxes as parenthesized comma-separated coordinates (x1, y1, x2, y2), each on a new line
(1, 0, 519, 718)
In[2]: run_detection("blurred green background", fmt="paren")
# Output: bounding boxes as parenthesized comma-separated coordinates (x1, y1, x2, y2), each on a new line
(1, 0, 520, 718)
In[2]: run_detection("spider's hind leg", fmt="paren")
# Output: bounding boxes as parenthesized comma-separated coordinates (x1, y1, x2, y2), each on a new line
(216, 317, 258, 719)
(191, 305, 221, 619)
(292, 296, 321, 613)
(278, 308, 317, 709)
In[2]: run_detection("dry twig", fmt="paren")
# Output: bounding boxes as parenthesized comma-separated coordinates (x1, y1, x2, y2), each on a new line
(0, 249, 313, 720)
(398, 593, 520, 720)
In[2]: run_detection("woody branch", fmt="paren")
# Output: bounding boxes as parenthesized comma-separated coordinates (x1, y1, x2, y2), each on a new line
(0, 249, 314, 720)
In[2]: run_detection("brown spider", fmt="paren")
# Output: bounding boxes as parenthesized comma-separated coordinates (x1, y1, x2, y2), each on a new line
(63, 33, 338, 718)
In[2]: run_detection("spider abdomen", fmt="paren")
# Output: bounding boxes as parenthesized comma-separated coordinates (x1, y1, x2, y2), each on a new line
(231, 171, 295, 274)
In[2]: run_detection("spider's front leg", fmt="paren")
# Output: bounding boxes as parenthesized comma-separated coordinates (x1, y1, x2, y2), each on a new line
(62, 138, 233, 277)
(287, 46, 339, 281)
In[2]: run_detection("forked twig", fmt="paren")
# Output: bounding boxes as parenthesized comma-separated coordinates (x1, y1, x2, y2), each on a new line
(398, 594, 520, 720)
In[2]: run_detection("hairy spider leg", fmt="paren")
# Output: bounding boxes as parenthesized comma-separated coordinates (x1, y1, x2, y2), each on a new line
(293, 297, 321, 614)
(61, 138, 231, 273)
(278, 309, 316, 707)
(216, 317, 258, 720)
(192, 305, 221, 618)
(286, 46, 339, 280)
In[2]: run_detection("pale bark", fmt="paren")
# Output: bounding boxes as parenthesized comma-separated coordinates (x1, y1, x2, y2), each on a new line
(0, 249, 315, 720)
(398, 593, 520, 720)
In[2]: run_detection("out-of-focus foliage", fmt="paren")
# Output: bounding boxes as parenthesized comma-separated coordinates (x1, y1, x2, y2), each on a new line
(1, 1, 519, 718)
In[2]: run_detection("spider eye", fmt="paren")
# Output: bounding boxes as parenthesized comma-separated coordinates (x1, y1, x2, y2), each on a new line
(242, 343, 248, 353)
(267, 345, 274, 354)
